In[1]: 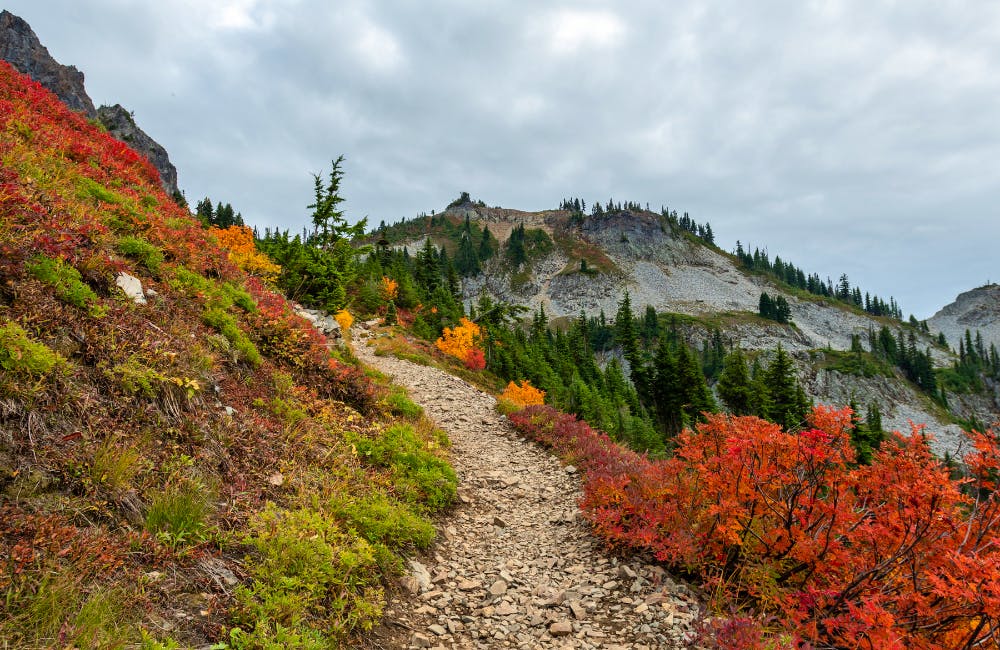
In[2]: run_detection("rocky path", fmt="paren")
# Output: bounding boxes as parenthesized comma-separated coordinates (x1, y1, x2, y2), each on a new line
(354, 330, 701, 649)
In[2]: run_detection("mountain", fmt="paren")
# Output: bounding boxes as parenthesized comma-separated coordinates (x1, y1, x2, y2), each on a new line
(380, 199, 999, 458)
(928, 283, 1000, 352)
(0, 10, 180, 198)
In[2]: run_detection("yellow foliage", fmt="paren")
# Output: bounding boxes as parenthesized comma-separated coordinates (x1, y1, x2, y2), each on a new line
(212, 225, 281, 281)
(435, 317, 481, 361)
(381, 276, 398, 301)
(500, 379, 545, 407)
(335, 309, 354, 331)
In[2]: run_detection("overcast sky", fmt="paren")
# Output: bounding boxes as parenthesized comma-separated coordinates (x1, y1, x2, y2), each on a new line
(8, 1, 1000, 317)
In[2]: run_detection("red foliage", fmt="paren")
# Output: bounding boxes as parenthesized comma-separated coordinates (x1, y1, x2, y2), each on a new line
(463, 348, 486, 371)
(509, 405, 1000, 648)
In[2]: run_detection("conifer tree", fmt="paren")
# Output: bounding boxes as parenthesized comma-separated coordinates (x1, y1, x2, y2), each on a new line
(717, 349, 753, 415)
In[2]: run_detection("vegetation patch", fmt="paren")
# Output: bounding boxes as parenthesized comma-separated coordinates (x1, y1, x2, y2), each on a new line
(115, 235, 164, 274)
(0, 321, 66, 377)
(26, 254, 106, 317)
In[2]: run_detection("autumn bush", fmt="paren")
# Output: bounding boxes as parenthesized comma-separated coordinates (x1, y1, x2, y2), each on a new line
(500, 379, 546, 408)
(212, 224, 281, 281)
(509, 405, 1000, 648)
(435, 317, 486, 371)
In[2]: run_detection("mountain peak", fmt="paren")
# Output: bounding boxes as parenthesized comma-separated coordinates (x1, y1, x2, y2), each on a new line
(0, 9, 96, 117)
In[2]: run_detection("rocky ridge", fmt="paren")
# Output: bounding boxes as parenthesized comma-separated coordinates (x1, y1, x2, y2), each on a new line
(0, 10, 180, 197)
(354, 327, 701, 649)
(928, 283, 1000, 353)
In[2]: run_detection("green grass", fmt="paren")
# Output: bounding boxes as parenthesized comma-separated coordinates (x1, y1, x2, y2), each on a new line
(820, 349, 894, 378)
(77, 176, 124, 205)
(382, 385, 424, 420)
(203, 307, 262, 367)
(145, 480, 213, 550)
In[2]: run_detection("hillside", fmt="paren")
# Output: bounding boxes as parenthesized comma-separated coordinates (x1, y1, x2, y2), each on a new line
(0, 61, 456, 647)
(378, 199, 998, 458)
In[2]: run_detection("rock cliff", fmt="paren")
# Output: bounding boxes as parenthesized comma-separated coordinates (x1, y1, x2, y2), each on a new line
(0, 10, 180, 198)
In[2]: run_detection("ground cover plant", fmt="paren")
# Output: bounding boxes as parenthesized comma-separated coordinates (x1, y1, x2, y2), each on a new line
(0, 62, 455, 648)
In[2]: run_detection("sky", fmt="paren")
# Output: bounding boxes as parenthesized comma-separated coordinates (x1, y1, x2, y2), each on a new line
(6, 1, 1000, 318)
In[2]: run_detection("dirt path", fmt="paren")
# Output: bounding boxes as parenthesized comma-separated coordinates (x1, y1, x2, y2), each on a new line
(354, 330, 700, 649)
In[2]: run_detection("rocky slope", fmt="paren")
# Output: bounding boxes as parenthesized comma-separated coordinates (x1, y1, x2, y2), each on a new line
(928, 283, 1000, 352)
(0, 10, 180, 197)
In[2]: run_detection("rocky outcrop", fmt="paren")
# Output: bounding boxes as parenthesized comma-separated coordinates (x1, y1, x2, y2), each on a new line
(97, 104, 179, 197)
(0, 10, 180, 198)
(928, 283, 1000, 352)
(0, 10, 96, 117)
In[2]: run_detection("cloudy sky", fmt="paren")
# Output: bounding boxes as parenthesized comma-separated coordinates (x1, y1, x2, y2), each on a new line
(8, 1, 1000, 317)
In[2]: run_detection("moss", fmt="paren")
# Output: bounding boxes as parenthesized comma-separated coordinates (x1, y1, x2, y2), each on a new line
(26, 254, 106, 317)
(115, 236, 164, 274)
(0, 322, 67, 377)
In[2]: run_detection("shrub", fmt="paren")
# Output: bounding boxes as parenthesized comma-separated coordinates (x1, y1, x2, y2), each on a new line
(500, 379, 546, 408)
(0, 321, 66, 377)
(508, 405, 1000, 648)
(328, 490, 434, 550)
(203, 308, 262, 367)
(26, 254, 106, 317)
(115, 236, 164, 274)
(350, 424, 456, 510)
(231, 505, 384, 644)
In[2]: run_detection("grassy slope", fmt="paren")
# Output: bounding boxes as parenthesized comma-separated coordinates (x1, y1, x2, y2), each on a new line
(0, 62, 455, 649)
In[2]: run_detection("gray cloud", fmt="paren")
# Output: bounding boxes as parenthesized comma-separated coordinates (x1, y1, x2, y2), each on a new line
(8, 0, 1000, 316)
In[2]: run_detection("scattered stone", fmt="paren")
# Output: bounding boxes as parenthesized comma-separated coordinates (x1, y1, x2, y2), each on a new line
(493, 515, 508, 528)
(549, 621, 573, 636)
(408, 559, 432, 592)
(266, 472, 284, 486)
(565, 465, 578, 474)
(488, 579, 508, 596)
(427, 624, 447, 636)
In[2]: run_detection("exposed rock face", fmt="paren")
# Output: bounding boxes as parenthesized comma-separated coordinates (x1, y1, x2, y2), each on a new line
(97, 104, 179, 197)
(0, 10, 180, 198)
(0, 9, 96, 117)
(928, 283, 1000, 352)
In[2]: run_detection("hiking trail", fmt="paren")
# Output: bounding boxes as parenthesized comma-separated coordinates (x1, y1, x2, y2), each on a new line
(354, 328, 700, 649)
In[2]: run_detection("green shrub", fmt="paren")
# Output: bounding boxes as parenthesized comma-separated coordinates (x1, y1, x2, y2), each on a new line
(203, 308, 261, 367)
(0, 322, 66, 377)
(26, 255, 106, 317)
(328, 490, 434, 549)
(116, 236, 164, 274)
(382, 386, 423, 420)
(231, 505, 384, 645)
(350, 424, 456, 510)
(77, 176, 123, 205)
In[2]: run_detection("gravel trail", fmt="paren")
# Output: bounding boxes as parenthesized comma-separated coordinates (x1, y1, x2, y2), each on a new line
(354, 330, 700, 649)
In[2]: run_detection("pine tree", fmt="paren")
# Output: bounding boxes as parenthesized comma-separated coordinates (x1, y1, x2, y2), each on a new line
(717, 349, 753, 415)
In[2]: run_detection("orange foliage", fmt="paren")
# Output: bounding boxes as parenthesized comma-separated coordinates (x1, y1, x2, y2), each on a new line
(435, 317, 483, 364)
(212, 225, 281, 281)
(501, 380, 545, 407)
(510, 404, 1000, 649)
(380, 276, 398, 301)
(334, 309, 354, 332)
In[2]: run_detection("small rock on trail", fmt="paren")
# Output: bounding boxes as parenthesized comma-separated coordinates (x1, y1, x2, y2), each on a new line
(354, 330, 700, 649)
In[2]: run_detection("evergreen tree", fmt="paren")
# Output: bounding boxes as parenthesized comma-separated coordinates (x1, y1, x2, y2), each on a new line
(763, 346, 810, 430)
(717, 349, 753, 415)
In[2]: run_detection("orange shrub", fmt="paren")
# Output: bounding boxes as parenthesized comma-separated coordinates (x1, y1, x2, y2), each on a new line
(334, 309, 354, 332)
(213, 225, 281, 281)
(435, 317, 482, 363)
(380, 276, 398, 301)
(500, 379, 545, 407)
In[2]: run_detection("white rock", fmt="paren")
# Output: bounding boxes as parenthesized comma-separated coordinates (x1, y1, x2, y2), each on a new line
(116, 272, 146, 304)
